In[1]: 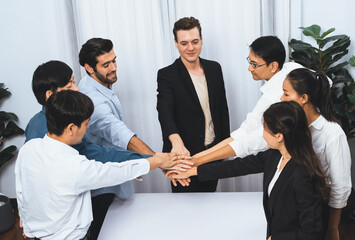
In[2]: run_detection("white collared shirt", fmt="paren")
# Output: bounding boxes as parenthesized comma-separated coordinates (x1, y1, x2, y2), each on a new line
(15, 135, 149, 240)
(229, 62, 303, 157)
(309, 115, 352, 208)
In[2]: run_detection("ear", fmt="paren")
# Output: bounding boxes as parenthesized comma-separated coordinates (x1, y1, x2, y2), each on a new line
(174, 40, 178, 49)
(276, 133, 284, 143)
(84, 63, 95, 74)
(45, 90, 54, 101)
(270, 61, 279, 73)
(300, 94, 309, 105)
(67, 123, 75, 136)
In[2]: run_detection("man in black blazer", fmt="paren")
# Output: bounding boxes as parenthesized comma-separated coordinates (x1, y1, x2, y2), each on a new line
(157, 17, 230, 192)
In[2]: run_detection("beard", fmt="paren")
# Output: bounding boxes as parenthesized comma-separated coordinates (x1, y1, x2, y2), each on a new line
(94, 70, 117, 85)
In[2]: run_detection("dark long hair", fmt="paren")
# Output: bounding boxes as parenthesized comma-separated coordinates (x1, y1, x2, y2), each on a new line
(287, 68, 338, 123)
(263, 101, 329, 200)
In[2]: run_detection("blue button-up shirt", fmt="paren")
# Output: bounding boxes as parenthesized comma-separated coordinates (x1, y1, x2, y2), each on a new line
(79, 75, 138, 197)
(25, 107, 150, 198)
(79, 75, 135, 149)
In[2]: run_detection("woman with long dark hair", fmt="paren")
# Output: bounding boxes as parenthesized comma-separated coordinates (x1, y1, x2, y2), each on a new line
(281, 68, 352, 240)
(169, 101, 327, 239)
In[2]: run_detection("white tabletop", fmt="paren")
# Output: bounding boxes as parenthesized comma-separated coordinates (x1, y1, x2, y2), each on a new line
(98, 192, 267, 240)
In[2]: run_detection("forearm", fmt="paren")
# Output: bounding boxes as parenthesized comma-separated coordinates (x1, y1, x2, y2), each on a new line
(127, 136, 155, 155)
(194, 137, 233, 158)
(194, 144, 236, 166)
(328, 207, 342, 230)
(168, 133, 190, 155)
(169, 133, 184, 147)
(147, 156, 162, 171)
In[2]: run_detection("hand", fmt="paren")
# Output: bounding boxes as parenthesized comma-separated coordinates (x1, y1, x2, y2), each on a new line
(325, 228, 339, 240)
(166, 167, 197, 179)
(267, 236, 271, 240)
(169, 133, 190, 156)
(154, 152, 192, 170)
(161, 156, 194, 171)
(173, 178, 191, 187)
(161, 169, 191, 187)
(171, 144, 190, 157)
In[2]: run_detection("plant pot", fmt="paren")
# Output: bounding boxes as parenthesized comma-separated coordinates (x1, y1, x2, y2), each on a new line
(0, 195, 15, 233)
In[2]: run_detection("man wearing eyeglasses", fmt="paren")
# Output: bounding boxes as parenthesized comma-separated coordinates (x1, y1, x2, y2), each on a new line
(187, 36, 302, 166)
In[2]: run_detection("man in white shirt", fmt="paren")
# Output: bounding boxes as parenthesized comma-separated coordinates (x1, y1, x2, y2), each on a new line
(183, 36, 302, 165)
(16, 90, 184, 240)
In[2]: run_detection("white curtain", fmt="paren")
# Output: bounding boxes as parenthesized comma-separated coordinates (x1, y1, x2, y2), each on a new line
(0, 0, 294, 196)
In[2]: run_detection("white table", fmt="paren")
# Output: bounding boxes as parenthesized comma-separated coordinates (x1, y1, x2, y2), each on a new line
(98, 192, 267, 240)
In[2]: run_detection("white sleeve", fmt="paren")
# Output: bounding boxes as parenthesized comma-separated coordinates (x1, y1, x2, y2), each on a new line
(72, 157, 150, 194)
(230, 93, 275, 157)
(229, 127, 268, 158)
(326, 134, 352, 208)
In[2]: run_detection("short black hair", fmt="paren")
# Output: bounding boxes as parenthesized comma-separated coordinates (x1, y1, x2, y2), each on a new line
(32, 61, 73, 106)
(250, 36, 286, 70)
(46, 90, 94, 136)
(79, 38, 113, 74)
(173, 17, 202, 42)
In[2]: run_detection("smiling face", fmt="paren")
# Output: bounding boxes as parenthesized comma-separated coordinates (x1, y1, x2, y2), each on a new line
(247, 50, 277, 81)
(86, 49, 117, 88)
(175, 27, 202, 65)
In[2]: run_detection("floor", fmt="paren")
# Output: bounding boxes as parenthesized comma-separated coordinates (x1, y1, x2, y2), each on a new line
(1, 198, 355, 240)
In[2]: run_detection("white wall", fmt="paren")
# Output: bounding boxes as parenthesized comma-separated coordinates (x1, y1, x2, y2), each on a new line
(0, 1, 80, 197)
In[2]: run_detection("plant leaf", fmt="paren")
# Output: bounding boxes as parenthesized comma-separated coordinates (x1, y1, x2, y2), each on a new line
(347, 94, 355, 105)
(3, 121, 24, 138)
(0, 111, 18, 122)
(0, 145, 17, 169)
(320, 28, 336, 38)
(300, 25, 321, 38)
(349, 56, 355, 67)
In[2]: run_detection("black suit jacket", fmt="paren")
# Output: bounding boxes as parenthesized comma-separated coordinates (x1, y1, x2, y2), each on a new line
(156, 57, 230, 155)
(198, 149, 324, 240)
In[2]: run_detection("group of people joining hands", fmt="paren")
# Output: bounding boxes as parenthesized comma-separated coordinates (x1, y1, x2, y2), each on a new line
(15, 16, 351, 240)
(158, 17, 351, 240)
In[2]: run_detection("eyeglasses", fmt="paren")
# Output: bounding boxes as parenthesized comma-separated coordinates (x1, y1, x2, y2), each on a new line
(246, 57, 267, 69)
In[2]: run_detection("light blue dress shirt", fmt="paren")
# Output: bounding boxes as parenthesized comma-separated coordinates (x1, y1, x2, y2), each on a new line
(79, 75, 136, 198)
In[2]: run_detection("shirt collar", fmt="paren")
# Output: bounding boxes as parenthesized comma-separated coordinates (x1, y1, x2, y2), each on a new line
(309, 115, 325, 131)
(43, 134, 79, 154)
(87, 75, 116, 99)
(260, 69, 283, 94)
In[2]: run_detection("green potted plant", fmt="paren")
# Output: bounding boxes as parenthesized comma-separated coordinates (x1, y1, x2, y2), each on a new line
(0, 83, 24, 233)
(289, 24, 355, 137)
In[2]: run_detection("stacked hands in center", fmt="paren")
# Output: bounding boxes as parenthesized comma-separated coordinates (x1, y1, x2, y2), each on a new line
(159, 153, 199, 186)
